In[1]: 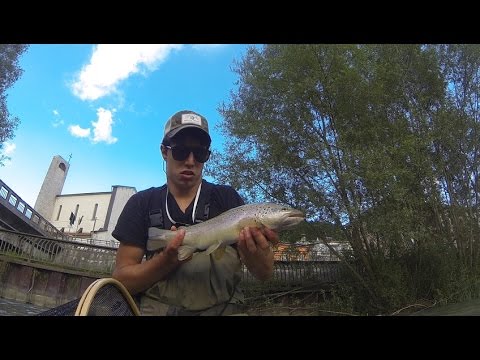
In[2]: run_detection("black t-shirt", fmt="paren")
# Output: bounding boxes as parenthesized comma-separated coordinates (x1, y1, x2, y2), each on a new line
(111, 180, 244, 249)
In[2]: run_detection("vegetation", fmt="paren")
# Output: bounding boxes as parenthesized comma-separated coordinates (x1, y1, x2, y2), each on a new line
(207, 44, 480, 315)
(0, 44, 29, 166)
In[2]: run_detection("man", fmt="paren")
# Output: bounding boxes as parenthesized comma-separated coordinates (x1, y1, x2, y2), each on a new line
(112, 110, 278, 315)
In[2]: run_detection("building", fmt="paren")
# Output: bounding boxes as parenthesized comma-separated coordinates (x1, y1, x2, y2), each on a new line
(273, 235, 352, 261)
(49, 186, 136, 242)
(34, 155, 136, 244)
(34, 155, 70, 220)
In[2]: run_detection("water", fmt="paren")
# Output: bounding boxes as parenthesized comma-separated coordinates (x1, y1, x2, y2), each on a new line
(412, 298, 480, 316)
(0, 297, 49, 316)
(5, 294, 480, 316)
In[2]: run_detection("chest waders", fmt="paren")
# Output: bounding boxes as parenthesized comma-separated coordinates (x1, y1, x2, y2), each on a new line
(142, 181, 242, 315)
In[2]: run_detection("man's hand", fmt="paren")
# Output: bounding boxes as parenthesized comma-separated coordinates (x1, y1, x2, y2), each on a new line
(237, 226, 278, 281)
(238, 226, 279, 252)
(161, 226, 192, 264)
(113, 227, 191, 294)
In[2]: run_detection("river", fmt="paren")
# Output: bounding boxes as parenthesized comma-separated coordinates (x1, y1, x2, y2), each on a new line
(412, 298, 480, 316)
(3, 294, 480, 316)
(0, 297, 49, 316)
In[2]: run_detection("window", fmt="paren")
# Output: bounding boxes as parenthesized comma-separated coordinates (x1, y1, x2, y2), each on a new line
(8, 194, 17, 207)
(92, 203, 98, 220)
(25, 208, 33, 219)
(0, 186, 8, 199)
(59, 163, 66, 171)
(56, 205, 62, 221)
(74, 204, 79, 218)
(17, 202, 25, 213)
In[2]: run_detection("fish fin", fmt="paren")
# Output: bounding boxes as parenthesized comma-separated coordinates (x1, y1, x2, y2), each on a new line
(237, 218, 256, 229)
(205, 242, 222, 256)
(178, 245, 196, 261)
(213, 245, 227, 260)
(147, 228, 173, 251)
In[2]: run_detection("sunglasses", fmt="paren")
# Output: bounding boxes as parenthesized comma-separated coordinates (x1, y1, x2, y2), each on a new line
(165, 145, 211, 163)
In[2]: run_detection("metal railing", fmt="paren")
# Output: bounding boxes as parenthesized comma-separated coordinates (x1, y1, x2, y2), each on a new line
(0, 228, 343, 284)
(0, 228, 116, 275)
(68, 237, 119, 248)
(242, 260, 343, 284)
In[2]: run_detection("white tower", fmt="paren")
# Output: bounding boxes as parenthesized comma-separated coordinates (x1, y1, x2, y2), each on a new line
(34, 155, 70, 220)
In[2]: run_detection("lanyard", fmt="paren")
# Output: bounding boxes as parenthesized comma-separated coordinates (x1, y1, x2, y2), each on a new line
(165, 181, 202, 225)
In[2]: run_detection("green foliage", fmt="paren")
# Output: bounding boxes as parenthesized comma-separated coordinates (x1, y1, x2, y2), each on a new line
(337, 241, 479, 315)
(206, 44, 480, 314)
(0, 44, 29, 166)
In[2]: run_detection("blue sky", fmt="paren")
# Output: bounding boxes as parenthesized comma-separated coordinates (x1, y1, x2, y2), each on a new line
(0, 44, 252, 206)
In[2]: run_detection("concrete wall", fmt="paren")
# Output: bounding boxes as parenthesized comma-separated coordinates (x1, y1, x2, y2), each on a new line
(93, 186, 136, 241)
(0, 258, 100, 309)
(50, 192, 112, 235)
(47, 186, 136, 242)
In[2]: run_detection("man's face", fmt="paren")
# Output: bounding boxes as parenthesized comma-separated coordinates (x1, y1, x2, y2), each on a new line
(162, 130, 210, 190)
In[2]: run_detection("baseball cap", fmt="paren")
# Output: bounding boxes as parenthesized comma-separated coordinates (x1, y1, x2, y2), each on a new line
(162, 110, 211, 145)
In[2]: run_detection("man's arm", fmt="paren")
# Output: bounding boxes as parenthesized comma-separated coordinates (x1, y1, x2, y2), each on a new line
(237, 226, 279, 281)
(112, 228, 188, 295)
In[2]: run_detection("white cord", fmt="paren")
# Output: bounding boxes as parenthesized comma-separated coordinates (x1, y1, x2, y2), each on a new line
(165, 181, 202, 225)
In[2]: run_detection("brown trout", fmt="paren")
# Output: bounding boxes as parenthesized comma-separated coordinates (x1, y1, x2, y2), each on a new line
(147, 202, 305, 261)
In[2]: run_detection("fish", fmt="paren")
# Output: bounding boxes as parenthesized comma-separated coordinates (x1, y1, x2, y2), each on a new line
(147, 202, 305, 261)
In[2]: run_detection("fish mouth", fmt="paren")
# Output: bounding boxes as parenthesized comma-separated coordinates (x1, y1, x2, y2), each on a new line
(282, 210, 305, 228)
(288, 210, 304, 218)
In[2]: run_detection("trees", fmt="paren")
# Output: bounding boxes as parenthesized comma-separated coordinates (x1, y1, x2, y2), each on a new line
(0, 44, 29, 166)
(208, 44, 480, 314)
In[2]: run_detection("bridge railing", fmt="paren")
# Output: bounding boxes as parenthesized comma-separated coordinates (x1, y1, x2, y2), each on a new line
(0, 228, 344, 284)
(0, 179, 72, 241)
(69, 237, 120, 248)
(0, 228, 116, 275)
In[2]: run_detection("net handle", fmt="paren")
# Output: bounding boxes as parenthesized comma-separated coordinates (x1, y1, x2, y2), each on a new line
(75, 278, 141, 316)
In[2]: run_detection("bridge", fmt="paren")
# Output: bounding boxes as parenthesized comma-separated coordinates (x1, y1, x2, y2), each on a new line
(0, 179, 70, 240)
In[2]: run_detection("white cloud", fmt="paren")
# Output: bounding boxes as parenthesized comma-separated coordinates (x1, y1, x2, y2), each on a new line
(52, 109, 64, 127)
(68, 125, 91, 138)
(52, 119, 64, 127)
(0, 142, 15, 166)
(91, 108, 117, 144)
(190, 44, 226, 51)
(67, 108, 118, 144)
(71, 44, 184, 101)
(3, 142, 16, 156)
